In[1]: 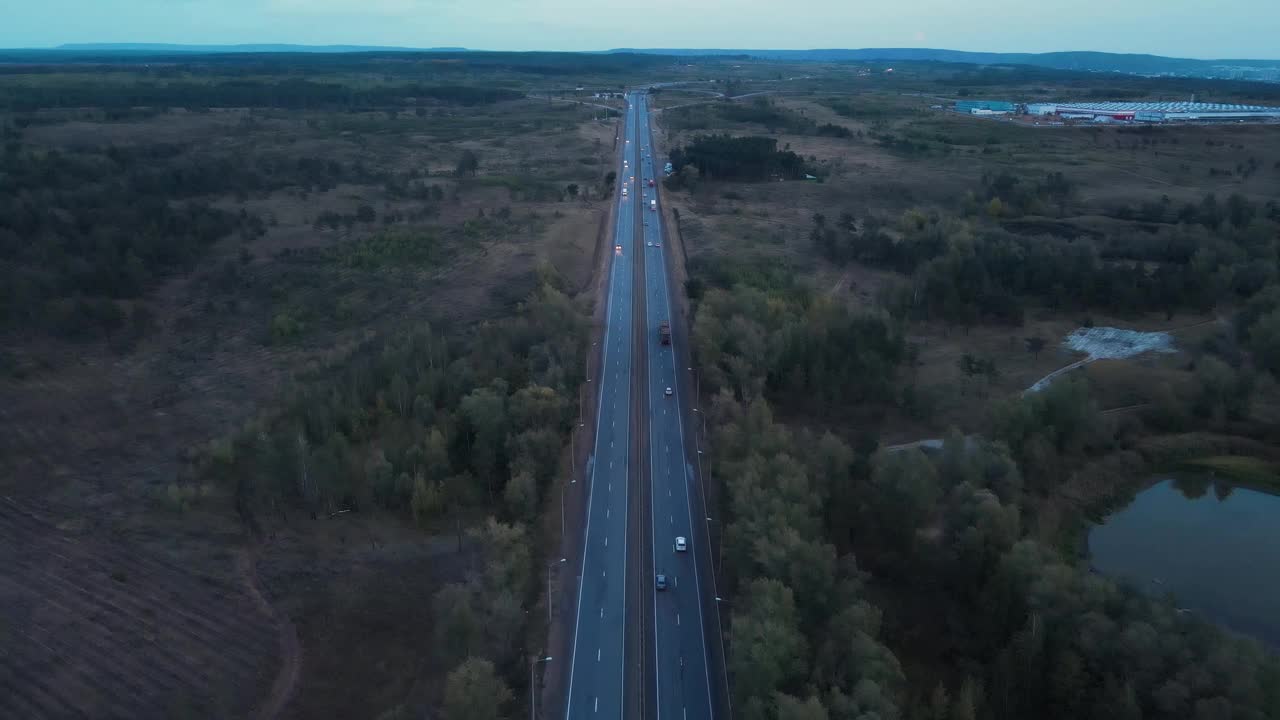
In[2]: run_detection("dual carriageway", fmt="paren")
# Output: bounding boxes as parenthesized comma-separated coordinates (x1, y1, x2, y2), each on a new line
(561, 92, 727, 720)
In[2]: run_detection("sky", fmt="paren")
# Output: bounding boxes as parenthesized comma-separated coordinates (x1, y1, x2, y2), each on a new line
(3, 0, 1279, 59)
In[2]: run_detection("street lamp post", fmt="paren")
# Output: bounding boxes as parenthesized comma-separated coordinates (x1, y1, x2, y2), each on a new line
(706, 516, 724, 577)
(547, 558, 567, 626)
(530, 655, 553, 720)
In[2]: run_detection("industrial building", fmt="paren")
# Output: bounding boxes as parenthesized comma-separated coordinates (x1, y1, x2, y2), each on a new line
(955, 100, 1016, 114)
(1023, 101, 1280, 122)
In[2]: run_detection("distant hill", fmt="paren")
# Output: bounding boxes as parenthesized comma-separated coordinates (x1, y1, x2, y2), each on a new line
(53, 43, 466, 53)
(6, 45, 1278, 82)
(609, 47, 1280, 80)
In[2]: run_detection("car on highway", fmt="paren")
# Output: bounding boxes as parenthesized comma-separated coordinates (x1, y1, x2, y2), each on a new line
(615, 245, 622, 254)
(656, 573, 668, 591)
(675, 536, 687, 552)
(664, 387, 673, 397)
(647, 241, 653, 247)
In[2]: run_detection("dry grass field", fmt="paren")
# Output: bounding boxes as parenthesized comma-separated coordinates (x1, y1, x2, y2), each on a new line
(0, 83, 619, 718)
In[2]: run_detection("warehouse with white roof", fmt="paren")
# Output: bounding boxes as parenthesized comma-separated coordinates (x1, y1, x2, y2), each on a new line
(1024, 101, 1280, 122)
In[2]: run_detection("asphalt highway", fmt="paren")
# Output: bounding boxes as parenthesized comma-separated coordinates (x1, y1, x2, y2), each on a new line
(564, 91, 725, 720)
(636, 94, 718, 720)
(564, 94, 640, 720)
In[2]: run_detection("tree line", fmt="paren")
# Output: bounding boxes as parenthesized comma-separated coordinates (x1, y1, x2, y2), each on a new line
(705, 383, 1280, 720)
(812, 202, 1280, 326)
(0, 79, 526, 112)
(0, 138, 307, 337)
(196, 273, 588, 716)
(668, 134, 809, 182)
(200, 273, 587, 525)
(691, 282, 905, 412)
(710, 395, 905, 720)
(687, 238, 1280, 719)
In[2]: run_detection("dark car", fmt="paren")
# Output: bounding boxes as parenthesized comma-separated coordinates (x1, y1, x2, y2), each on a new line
(656, 573, 668, 591)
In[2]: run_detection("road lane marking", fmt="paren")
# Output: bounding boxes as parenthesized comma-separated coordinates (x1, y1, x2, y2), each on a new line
(604, 537, 608, 547)
(597, 648, 601, 662)
(567, 148, 633, 720)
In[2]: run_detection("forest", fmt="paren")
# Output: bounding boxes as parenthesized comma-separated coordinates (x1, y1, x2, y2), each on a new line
(809, 184, 1280, 329)
(0, 80, 526, 112)
(0, 131, 395, 337)
(668, 99, 1280, 715)
(695, 264, 1280, 719)
(194, 269, 588, 711)
(668, 134, 809, 182)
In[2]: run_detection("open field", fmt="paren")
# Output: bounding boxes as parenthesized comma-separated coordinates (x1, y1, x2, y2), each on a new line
(0, 54, 632, 718)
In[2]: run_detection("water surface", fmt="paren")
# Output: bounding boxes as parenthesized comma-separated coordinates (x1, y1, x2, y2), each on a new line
(1089, 476, 1280, 647)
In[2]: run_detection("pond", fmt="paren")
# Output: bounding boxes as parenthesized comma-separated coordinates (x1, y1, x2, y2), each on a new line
(1088, 476, 1280, 648)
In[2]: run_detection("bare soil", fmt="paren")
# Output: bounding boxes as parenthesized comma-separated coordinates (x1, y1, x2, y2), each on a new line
(0, 497, 279, 719)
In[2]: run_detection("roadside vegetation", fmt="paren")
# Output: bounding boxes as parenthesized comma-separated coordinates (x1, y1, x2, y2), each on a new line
(0, 50, 654, 718)
(660, 63, 1280, 720)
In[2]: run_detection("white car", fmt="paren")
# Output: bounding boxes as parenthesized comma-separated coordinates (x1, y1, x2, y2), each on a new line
(664, 387, 673, 397)
(675, 536, 687, 552)
(647, 241, 653, 247)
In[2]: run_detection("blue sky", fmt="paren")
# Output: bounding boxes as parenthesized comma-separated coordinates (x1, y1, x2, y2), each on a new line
(4, 0, 1278, 59)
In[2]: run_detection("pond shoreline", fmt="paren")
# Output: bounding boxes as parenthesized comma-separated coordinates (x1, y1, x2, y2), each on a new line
(1086, 476, 1280, 651)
